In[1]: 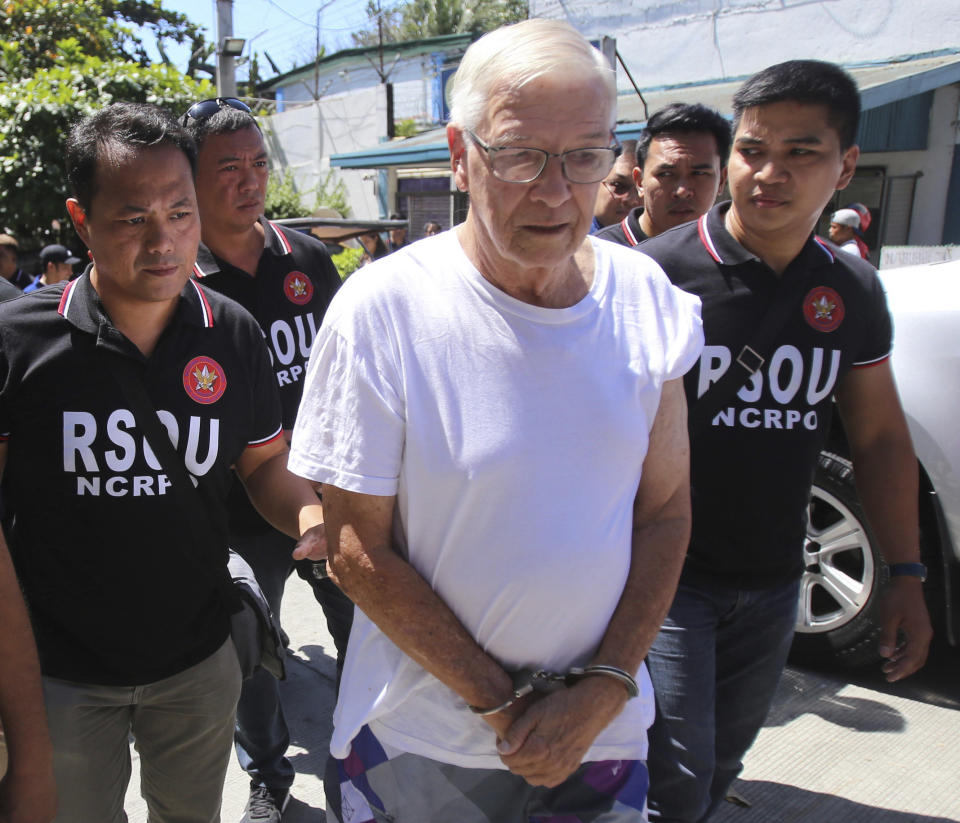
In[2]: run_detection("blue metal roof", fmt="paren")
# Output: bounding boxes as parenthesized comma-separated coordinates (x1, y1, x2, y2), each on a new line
(333, 141, 451, 169)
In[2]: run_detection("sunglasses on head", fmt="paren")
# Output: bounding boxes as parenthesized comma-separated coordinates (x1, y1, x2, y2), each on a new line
(181, 97, 251, 125)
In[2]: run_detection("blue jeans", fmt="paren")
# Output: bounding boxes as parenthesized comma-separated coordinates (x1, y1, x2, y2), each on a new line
(233, 527, 354, 791)
(645, 576, 800, 822)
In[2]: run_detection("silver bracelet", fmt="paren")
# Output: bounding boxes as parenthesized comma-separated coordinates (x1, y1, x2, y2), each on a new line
(566, 665, 640, 698)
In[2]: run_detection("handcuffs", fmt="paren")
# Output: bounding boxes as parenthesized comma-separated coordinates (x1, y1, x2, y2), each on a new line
(468, 665, 640, 717)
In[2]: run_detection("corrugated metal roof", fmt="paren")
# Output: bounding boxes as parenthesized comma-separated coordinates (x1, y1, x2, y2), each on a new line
(616, 52, 960, 122)
(259, 32, 475, 92)
(330, 52, 960, 170)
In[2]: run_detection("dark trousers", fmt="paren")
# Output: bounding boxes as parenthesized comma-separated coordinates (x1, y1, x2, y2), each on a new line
(232, 527, 353, 790)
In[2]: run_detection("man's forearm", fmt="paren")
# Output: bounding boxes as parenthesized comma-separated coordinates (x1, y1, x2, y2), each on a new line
(591, 377, 691, 676)
(836, 365, 931, 679)
(591, 506, 690, 675)
(242, 451, 324, 539)
(322, 488, 515, 716)
(837, 364, 921, 564)
(849, 431, 920, 564)
(0, 539, 53, 785)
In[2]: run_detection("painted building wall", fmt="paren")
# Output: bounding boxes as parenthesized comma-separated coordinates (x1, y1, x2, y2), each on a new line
(262, 86, 386, 220)
(264, 49, 460, 219)
(272, 53, 440, 124)
(860, 84, 960, 246)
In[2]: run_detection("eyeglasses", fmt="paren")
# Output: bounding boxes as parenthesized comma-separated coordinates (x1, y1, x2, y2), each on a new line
(602, 180, 638, 199)
(181, 97, 251, 125)
(466, 129, 621, 184)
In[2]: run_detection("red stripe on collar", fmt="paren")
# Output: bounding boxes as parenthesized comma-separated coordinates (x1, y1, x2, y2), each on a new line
(57, 278, 78, 318)
(622, 215, 641, 247)
(269, 221, 293, 254)
(813, 236, 835, 263)
(697, 214, 723, 263)
(189, 279, 214, 328)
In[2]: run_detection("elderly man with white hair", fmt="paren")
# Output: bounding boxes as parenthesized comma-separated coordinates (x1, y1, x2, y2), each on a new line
(289, 18, 703, 822)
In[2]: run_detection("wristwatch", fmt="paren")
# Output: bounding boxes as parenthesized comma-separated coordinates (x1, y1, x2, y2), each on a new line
(888, 562, 927, 582)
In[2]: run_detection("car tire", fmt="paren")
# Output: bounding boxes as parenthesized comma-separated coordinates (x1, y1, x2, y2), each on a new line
(790, 451, 887, 668)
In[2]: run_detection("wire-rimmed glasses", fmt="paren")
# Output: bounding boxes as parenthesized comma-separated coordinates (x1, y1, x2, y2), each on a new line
(465, 129, 622, 184)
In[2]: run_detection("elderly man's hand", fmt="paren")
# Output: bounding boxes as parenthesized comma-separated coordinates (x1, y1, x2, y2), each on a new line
(496, 678, 629, 787)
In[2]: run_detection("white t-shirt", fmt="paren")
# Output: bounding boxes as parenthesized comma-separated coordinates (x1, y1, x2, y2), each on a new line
(289, 230, 703, 768)
(839, 238, 862, 257)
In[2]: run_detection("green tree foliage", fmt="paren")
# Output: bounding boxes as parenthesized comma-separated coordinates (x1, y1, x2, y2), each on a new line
(0, 0, 211, 81)
(0, 0, 211, 247)
(352, 0, 527, 46)
(330, 246, 364, 280)
(264, 168, 312, 219)
(264, 168, 351, 221)
(103, 0, 212, 78)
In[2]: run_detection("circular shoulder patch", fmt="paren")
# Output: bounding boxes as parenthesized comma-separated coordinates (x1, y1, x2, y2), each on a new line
(284, 271, 314, 305)
(183, 356, 227, 405)
(803, 286, 845, 333)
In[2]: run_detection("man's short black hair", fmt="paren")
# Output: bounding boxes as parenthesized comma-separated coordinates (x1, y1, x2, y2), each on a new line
(184, 106, 261, 150)
(637, 103, 731, 168)
(732, 60, 860, 149)
(618, 139, 638, 169)
(66, 102, 197, 212)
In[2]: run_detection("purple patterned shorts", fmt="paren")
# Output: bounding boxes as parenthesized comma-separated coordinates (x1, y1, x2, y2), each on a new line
(325, 724, 648, 822)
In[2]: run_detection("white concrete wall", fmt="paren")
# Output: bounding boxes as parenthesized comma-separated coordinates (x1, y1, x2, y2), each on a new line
(532, 0, 960, 88)
(261, 86, 386, 220)
(274, 53, 441, 124)
(265, 51, 451, 219)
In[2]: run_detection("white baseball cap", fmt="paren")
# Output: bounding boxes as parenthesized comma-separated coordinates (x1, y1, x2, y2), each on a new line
(831, 208, 861, 229)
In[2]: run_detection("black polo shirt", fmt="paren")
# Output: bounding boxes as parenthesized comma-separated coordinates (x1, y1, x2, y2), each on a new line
(595, 206, 648, 247)
(0, 273, 283, 685)
(194, 218, 340, 533)
(194, 218, 341, 430)
(638, 202, 891, 587)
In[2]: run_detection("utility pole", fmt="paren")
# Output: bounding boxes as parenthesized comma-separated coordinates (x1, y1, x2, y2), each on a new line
(216, 0, 238, 97)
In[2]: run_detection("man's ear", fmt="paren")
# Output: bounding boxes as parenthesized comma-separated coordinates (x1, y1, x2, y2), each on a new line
(633, 165, 644, 199)
(447, 124, 469, 192)
(716, 166, 729, 201)
(66, 199, 90, 247)
(836, 145, 860, 191)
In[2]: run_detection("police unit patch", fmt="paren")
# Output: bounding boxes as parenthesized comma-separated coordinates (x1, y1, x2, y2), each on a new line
(183, 356, 227, 404)
(284, 271, 314, 306)
(803, 286, 845, 333)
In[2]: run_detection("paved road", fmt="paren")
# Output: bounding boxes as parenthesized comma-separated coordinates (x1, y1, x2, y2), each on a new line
(713, 636, 960, 823)
(124, 575, 960, 822)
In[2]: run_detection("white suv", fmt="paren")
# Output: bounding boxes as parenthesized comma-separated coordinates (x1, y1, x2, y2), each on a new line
(792, 258, 960, 666)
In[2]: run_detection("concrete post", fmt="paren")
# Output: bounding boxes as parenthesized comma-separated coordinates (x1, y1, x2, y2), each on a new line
(216, 0, 237, 98)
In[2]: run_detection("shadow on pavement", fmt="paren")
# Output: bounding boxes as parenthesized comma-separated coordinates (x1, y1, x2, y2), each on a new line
(282, 796, 327, 822)
(831, 634, 960, 712)
(711, 780, 959, 823)
(763, 667, 906, 732)
(767, 635, 960, 733)
(273, 644, 337, 821)
(788, 634, 960, 712)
